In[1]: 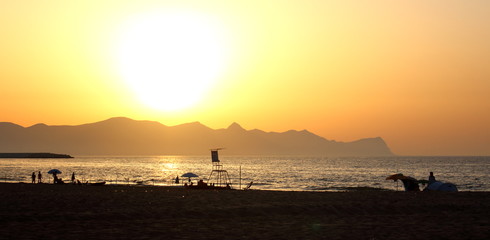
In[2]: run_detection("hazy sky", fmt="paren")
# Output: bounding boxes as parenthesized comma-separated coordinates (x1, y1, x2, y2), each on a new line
(1, 1, 489, 156)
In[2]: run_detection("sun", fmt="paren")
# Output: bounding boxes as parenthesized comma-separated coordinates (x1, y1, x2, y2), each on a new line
(115, 10, 228, 111)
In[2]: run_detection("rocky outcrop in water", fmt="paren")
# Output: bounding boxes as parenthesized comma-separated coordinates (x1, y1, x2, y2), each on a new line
(0, 153, 73, 158)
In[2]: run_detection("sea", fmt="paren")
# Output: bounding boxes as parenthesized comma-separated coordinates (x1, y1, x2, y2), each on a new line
(1, 156, 489, 191)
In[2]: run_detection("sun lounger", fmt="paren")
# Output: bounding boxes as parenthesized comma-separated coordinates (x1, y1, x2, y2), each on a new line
(244, 181, 253, 190)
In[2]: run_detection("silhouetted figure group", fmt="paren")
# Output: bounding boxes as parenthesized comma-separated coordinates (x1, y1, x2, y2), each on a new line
(53, 172, 76, 184)
(31, 171, 43, 183)
(53, 173, 63, 184)
(30, 171, 78, 184)
(197, 179, 208, 188)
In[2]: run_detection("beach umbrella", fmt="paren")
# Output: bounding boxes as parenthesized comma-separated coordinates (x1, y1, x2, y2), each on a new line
(386, 173, 400, 180)
(387, 173, 420, 191)
(181, 172, 198, 184)
(47, 169, 62, 174)
(181, 172, 198, 178)
(385, 173, 416, 181)
(386, 173, 404, 181)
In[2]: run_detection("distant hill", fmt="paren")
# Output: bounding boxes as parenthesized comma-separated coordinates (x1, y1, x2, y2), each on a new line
(0, 117, 394, 156)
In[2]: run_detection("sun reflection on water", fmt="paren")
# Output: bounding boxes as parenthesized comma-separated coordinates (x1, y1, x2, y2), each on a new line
(0, 156, 489, 191)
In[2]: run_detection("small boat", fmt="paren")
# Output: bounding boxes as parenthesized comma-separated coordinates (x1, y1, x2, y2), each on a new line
(90, 181, 106, 186)
(185, 185, 233, 190)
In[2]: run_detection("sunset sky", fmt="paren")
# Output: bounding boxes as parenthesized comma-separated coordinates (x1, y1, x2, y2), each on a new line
(1, 1, 489, 156)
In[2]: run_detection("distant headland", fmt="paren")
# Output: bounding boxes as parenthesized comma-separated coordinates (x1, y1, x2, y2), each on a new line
(0, 117, 394, 156)
(0, 153, 73, 158)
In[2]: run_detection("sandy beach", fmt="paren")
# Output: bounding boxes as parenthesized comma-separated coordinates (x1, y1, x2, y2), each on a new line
(1, 183, 489, 240)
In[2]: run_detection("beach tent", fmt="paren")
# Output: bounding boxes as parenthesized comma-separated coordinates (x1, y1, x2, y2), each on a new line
(386, 173, 405, 181)
(426, 181, 458, 192)
(386, 173, 419, 191)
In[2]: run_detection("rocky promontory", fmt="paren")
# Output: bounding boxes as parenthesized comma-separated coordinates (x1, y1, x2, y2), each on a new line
(0, 153, 73, 158)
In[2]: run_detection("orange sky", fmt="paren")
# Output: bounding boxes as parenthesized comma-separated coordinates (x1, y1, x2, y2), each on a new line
(1, 1, 489, 156)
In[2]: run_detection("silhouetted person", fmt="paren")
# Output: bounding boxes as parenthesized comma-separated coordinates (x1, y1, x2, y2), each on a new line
(428, 172, 436, 184)
(71, 172, 76, 183)
(175, 176, 179, 184)
(53, 173, 58, 184)
(31, 172, 36, 184)
(38, 171, 42, 183)
(58, 178, 64, 184)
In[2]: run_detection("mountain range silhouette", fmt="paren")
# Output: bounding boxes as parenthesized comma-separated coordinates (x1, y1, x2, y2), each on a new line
(0, 117, 393, 156)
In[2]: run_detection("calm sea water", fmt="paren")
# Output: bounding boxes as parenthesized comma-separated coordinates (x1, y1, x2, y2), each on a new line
(1, 156, 489, 191)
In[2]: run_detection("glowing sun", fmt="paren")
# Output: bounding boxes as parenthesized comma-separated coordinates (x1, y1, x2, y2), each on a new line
(116, 10, 228, 111)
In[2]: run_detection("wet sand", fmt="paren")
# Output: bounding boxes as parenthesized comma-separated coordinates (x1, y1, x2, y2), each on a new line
(1, 183, 489, 239)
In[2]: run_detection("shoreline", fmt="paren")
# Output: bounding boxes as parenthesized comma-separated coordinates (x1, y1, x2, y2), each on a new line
(5, 181, 395, 191)
(8, 181, 490, 193)
(2, 182, 489, 239)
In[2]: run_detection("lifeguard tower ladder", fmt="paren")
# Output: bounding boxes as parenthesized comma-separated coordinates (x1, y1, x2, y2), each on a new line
(208, 148, 232, 188)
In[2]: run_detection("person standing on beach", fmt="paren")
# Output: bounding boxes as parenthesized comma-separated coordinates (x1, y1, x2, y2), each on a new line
(38, 171, 42, 183)
(53, 173, 58, 184)
(175, 176, 179, 184)
(31, 172, 36, 184)
(71, 172, 76, 183)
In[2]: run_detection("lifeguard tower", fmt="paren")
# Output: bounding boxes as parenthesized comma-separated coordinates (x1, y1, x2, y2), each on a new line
(207, 148, 232, 188)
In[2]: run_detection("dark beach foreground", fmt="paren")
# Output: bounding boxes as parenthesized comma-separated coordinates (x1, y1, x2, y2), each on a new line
(1, 183, 489, 240)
